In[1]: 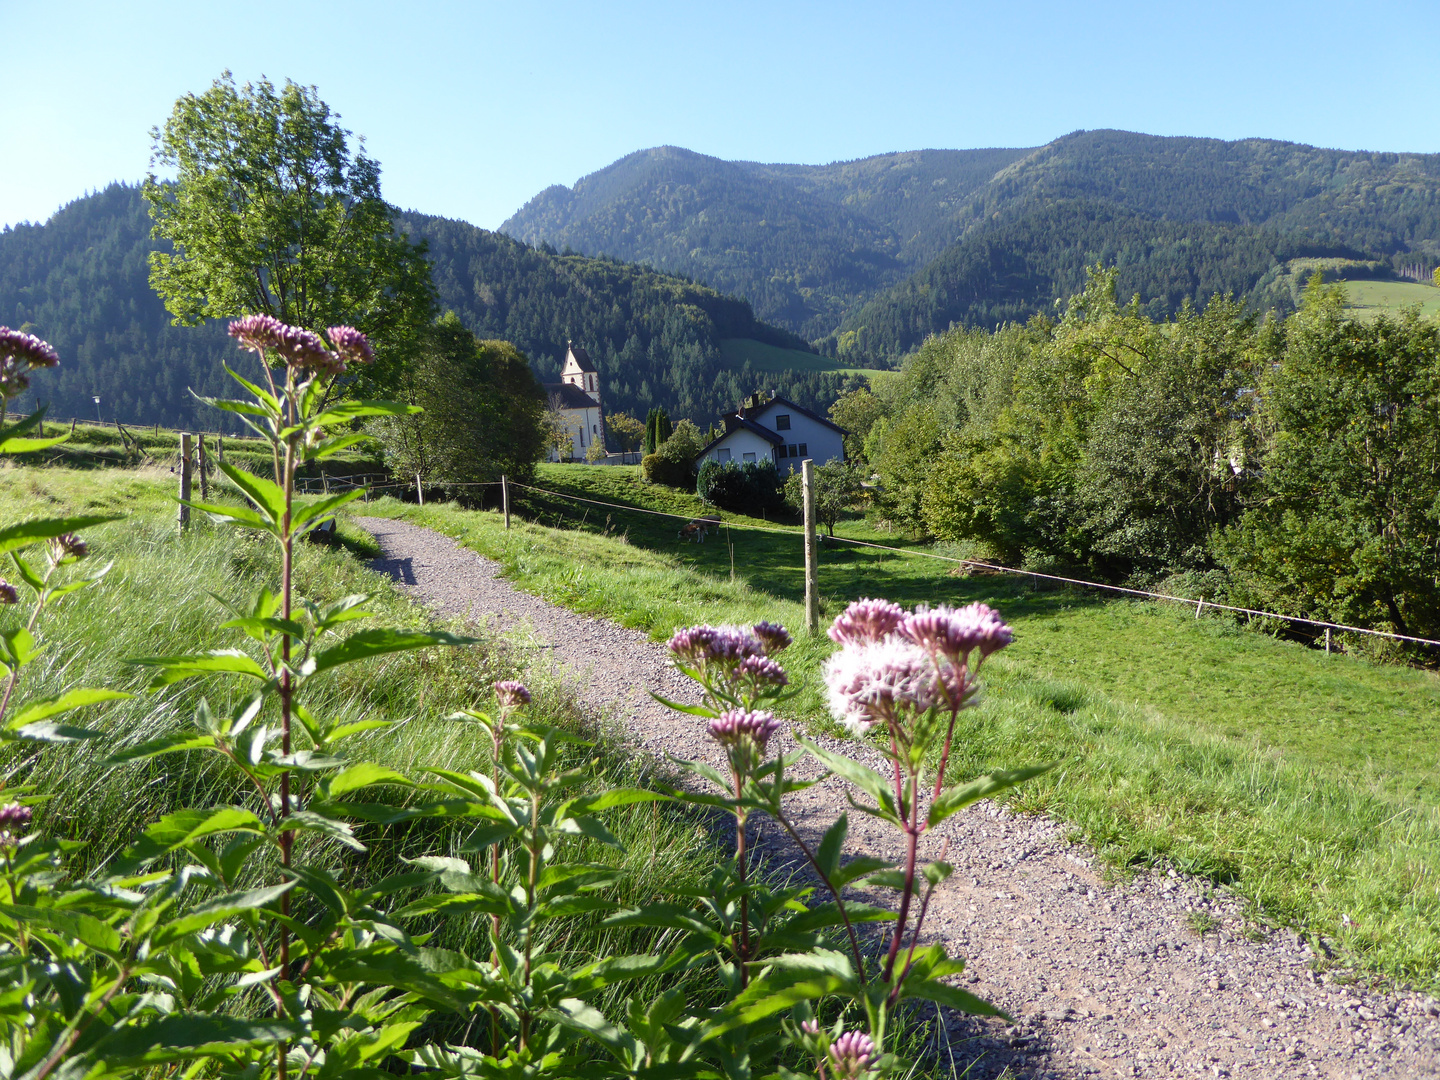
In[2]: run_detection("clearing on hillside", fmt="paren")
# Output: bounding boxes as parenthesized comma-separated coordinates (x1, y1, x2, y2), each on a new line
(1339, 278, 1440, 320)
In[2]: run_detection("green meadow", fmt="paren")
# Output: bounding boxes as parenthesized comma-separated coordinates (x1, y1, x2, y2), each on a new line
(1339, 278, 1440, 320)
(357, 462, 1440, 991)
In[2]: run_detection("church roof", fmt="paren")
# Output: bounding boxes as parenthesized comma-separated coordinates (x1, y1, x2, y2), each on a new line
(565, 342, 597, 373)
(543, 382, 599, 410)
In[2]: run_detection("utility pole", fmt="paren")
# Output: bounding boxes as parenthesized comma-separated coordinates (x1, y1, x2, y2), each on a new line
(178, 433, 193, 531)
(802, 458, 819, 635)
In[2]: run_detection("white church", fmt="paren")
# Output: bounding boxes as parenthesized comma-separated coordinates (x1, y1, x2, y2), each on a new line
(542, 343, 604, 461)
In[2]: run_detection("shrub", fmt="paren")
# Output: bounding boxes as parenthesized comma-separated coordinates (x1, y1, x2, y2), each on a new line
(641, 420, 705, 488)
(697, 458, 788, 514)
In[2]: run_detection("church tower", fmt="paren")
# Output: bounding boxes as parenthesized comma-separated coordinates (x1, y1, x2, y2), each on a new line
(559, 342, 600, 406)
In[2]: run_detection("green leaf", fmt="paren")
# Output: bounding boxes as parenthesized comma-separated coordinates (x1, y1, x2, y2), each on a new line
(831, 856, 893, 888)
(277, 810, 365, 850)
(0, 903, 123, 957)
(10, 552, 43, 592)
(0, 627, 35, 671)
(311, 628, 478, 674)
(0, 514, 121, 556)
(927, 763, 1056, 828)
(648, 691, 717, 718)
(816, 813, 848, 881)
(899, 978, 1005, 1017)
(92, 1013, 302, 1065)
(128, 649, 269, 688)
(308, 400, 422, 425)
(216, 460, 286, 525)
(154, 881, 296, 944)
(0, 409, 70, 455)
(119, 807, 267, 869)
(796, 735, 900, 822)
(568, 788, 670, 813)
(222, 362, 281, 412)
(8, 688, 132, 729)
(183, 498, 276, 532)
(9, 721, 99, 743)
(546, 998, 639, 1063)
(292, 488, 365, 530)
(308, 431, 371, 460)
(325, 762, 414, 798)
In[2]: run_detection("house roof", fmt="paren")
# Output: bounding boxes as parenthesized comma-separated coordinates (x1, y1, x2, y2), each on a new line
(543, 382, 600, 410)
(564, 342, 597, 373)
(744, 394, 847, 435)
(696, 416, 784, 458)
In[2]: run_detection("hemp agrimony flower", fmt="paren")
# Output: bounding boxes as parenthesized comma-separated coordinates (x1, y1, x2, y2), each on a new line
(707, 708, 780, 754)
(493, 680, 531, 709)
(327, 325, 375, 366)
(828, 598, 906, 647)
(0, 326, 60, 401)
(899, 602, 1014, 665)
(48, 533, 87, 563)
(752, 620, 792, 654)
(826, 1030, 877, 1079)
(0, 581, 17, 605)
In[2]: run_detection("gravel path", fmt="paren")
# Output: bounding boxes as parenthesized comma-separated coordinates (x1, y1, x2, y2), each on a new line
(356, 516, 1440, 1079)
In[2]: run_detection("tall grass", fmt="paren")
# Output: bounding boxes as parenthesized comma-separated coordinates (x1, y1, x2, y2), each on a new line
(360, 489, 1440, 991)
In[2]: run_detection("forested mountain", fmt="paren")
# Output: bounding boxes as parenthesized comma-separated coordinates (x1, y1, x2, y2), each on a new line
(505, 132, 1440, 358)
(394, 210, 846, 423)
(501, 146, 1033, 339)
(0, 184, 833, 430)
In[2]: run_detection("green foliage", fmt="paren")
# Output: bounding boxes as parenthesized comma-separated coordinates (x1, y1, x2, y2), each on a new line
(782, 460, 865, 536)
(604, 411, 645, 454)
(1217, 297, 1440, 641)
(369, 313, 546, 487)
(144, 73, 435, 397)
(697, 459, 787, 515)
(643, 406, 671, 456)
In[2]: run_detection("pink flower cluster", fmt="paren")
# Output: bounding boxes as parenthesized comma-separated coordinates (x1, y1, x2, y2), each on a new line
(48, 533, 87, 563)
(0, 326, 61, 400)
(0, 804, 32, 831)
(827, 1030, 876, 1079)
(228, 315, 374, 378)
(0, 580, 16, 605)
(493, 680, 531, 709)
(823, 599, 1011, 737)
(707, 708, 781, 753)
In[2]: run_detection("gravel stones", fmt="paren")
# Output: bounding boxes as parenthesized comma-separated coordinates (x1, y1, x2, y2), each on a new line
(356, 516, 1440, 1079)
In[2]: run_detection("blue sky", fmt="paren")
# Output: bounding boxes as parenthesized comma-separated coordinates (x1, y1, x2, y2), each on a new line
(3, 0, 1438, 231)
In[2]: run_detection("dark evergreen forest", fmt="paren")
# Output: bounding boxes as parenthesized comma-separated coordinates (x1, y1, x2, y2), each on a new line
(0, 185, 830, 430)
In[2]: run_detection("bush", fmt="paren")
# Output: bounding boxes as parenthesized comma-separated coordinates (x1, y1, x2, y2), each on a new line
(697, 458, 787, 514)
(641, 450, 692, 487)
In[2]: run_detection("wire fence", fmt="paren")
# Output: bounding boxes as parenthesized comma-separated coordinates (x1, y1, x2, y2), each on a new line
(504, 480, 1440, 651)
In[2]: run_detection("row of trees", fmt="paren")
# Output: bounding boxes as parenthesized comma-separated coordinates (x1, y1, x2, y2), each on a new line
(842, 267, 1440, 648)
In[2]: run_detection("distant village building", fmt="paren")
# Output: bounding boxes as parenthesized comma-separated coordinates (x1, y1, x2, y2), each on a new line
(543, 343, 604, 461)
(697, 392, 845, 471)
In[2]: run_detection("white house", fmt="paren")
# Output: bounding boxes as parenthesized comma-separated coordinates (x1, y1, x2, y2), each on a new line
(542, 343, 604, 461)
(697, 392, 846, 472)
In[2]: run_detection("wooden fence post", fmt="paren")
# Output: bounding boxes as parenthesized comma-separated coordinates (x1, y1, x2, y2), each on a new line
(178, 433, 193, 531)
(1324, 628, 1332, 654)
(415, 473, 424, 507)
(217, 436, 224, 465)
(502, 475, 510, 529)
(802, 458, 819, 635)
(198, 435, 209, 500)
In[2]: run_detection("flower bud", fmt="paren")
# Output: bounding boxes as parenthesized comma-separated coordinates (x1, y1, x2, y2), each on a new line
(828, 598, 906, 646)
(327, 325, 374, 365)
(0, 580, 17, 605)
(494, 680, 531, 708)
(707, 709, 781, 754)
(0, 803, 32, 830)
(48, 533, 87, 562)
(827, 1031, 876, 1079)
(752, 621, 792, 654)
(0, 327, 60, 369)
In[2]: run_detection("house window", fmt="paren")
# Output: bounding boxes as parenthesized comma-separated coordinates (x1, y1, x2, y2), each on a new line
(798, 443, 808, 457)
(787, 444, 798, 459)
(775, 414, 791, 430)
(743, 452, 756, 463)
(717, 448, 731, 462)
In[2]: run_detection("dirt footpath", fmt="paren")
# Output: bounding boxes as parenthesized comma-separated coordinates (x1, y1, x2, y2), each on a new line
(356, 515, 1440, 1079)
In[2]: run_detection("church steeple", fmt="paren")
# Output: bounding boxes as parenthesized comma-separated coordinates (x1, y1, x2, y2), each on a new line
(560, 341, 600, 405)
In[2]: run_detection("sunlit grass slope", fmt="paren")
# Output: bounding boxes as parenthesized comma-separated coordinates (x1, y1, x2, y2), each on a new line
(719, 337, 875, 377)
(1339, 278, 1440, 321)
(361, 470, 1440, 990)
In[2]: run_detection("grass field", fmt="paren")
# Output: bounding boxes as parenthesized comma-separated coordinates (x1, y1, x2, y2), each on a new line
(357, 463, 1440, 991)
(1338, 278, 1440, 320)
(719, 337, 877, 377)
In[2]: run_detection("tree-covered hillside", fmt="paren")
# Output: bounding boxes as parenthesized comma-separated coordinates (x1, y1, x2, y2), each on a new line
(0, 184, 834, 430)
(504, 132, 1440, 356)
(396, 209, 846, 422)
(836, 200, 1360, 359)
(501, 146, 1032, 339)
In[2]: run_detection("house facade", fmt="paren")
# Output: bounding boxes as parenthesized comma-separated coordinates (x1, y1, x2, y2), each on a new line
(696, 392, 845, 471)
(542, 343, 604, 461)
